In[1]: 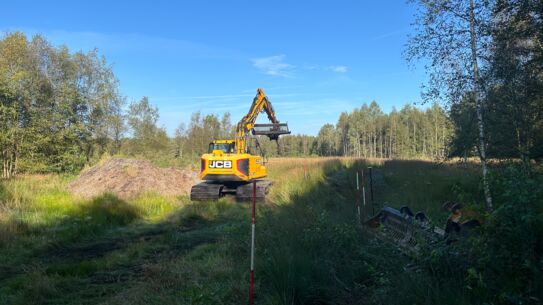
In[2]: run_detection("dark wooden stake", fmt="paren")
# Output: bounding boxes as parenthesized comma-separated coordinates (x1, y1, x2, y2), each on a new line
(369, 167, 374, 215)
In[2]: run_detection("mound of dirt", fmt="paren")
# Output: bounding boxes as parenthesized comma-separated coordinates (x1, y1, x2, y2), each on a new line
(68, 158, 199, 199)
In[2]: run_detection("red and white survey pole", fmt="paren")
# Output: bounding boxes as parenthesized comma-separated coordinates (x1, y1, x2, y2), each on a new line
(249, 180, 256, 305)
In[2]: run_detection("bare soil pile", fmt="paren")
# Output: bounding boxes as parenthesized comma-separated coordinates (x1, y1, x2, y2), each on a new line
(68, 158, 198, 199)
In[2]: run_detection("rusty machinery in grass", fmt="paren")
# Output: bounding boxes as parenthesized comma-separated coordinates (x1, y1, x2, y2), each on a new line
(365, 202, 481, 254)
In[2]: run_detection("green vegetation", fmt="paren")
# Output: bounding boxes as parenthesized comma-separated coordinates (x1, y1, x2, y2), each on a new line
(260, 102, 452, 159)
(2, 159, 540, 304)
(0, 33, 124, 177)
(406, 0, 543, 209)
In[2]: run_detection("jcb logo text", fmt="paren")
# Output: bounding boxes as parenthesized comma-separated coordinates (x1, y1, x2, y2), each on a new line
(209, 160, 232, 169)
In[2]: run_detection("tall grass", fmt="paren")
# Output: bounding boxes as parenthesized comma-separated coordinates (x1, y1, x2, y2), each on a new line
(257, 158, 493, 304)
(379, 159, 483, 221)
(1, 157, 510, 305)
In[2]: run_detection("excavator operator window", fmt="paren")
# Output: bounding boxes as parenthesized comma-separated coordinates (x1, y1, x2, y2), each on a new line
(208, 143, 235, 154)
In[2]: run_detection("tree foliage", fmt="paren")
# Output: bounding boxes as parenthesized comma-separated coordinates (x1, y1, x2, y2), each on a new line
(489, 0, 543, 161)
(254, 102, 453, 159)
(446, 0, 543, 162)
(120, 97, 169, 158)
(407, 0, 498, 209)
(0, 32, 124, 176)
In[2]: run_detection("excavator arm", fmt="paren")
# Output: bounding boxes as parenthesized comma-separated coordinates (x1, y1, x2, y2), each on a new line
(240, 88, 279, 127)
(235, 88, 290, 154)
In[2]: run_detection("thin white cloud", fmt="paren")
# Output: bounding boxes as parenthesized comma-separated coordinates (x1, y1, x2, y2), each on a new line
(153, 93, 253, 101)
(251, 54, 294, 77)
(277, 98, 357, 116)
(2, 27, 246, 60)
(299, 64, 348, 74)
(372, 27, 410, 40)
(250, 55, 347, 76)
(153, 92, 298, 103)
(302, 64, 319, 70)
(330, 65, 348, 73)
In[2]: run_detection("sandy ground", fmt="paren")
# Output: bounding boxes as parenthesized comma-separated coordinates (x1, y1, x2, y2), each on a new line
(68, 158, 199, 199)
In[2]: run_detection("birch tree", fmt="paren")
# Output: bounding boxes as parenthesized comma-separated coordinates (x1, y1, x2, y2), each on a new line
(406, 0, 494, 210)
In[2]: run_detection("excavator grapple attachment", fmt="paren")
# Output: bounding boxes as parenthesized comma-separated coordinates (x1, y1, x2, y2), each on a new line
(252, 123, 290, 140)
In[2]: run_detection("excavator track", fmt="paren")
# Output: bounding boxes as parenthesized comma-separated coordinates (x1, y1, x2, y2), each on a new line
(235, 180, 273, 201)
(190, 182, 223, 201)
(190, 180, 272, 201)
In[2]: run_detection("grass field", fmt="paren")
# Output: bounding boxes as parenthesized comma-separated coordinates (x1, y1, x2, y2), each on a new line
(0, 158, 492, 304)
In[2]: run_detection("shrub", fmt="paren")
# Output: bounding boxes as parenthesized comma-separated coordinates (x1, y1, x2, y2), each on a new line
(467, 166, 543, 304)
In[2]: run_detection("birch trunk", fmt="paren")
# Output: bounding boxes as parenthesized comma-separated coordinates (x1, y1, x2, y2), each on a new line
(470, 0, 493, 210)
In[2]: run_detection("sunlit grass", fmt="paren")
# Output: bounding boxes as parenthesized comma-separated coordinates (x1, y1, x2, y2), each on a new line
(0, 175, 185, 227)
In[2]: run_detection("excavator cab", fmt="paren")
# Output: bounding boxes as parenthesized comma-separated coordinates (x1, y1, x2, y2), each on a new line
(252, 123, 290, 140)
(208, 140, 235, 154)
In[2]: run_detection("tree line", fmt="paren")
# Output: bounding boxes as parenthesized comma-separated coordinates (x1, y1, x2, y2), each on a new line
(2, 1, 542, 180)
(257, 102, 452, 159)
(121, 99, 455, 161)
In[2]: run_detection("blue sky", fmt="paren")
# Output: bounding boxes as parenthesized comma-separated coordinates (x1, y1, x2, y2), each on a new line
(1, 1, 427, 135)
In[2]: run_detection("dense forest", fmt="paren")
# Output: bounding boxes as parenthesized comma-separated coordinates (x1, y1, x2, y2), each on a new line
(1, 0, 542, 177)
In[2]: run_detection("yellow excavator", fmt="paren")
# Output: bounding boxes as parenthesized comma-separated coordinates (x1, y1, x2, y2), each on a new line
(190, 88, 290, 200)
